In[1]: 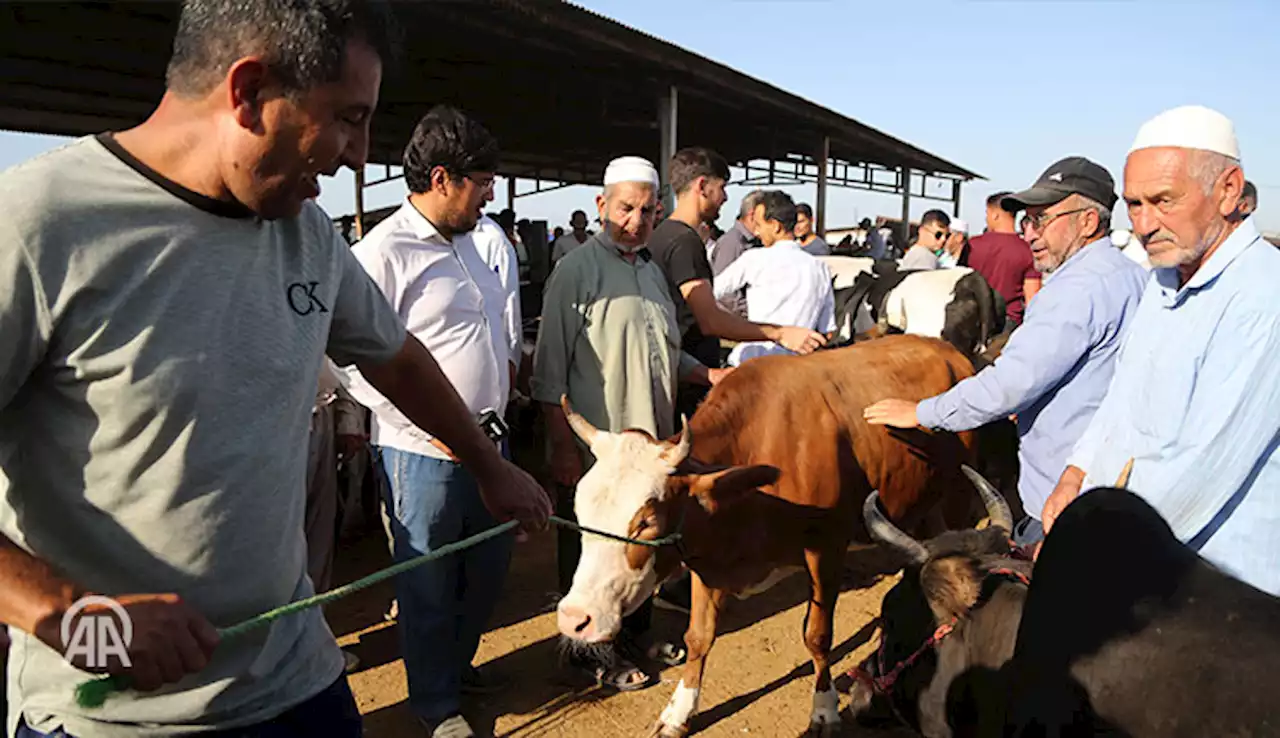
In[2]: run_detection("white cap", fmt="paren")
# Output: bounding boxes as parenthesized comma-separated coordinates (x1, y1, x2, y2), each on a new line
(603, 156, 660, 188)
(950, 218, 969, 233)
(1129, 105, 1240, 160)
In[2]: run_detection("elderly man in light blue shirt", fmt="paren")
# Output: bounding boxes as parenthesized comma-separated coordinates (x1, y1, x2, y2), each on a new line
(864, 156, 1147, 546)
(1043, 106, 1280, 597)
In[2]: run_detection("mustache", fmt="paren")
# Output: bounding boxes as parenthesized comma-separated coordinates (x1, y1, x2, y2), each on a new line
(1141, 230, 1177, 246)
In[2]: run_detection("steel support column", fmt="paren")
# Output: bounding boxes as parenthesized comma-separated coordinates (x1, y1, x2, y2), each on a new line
(658, 85, 678, 214)
(354, 167, 366, 240)
(953, 178, 962, 217)
(900, 165, 913, 243)
(507, 176, 515, 212)
(816, 135, 830, 236)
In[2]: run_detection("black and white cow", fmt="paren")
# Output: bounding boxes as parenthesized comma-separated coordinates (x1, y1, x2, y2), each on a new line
(819, 256, 1003, 361)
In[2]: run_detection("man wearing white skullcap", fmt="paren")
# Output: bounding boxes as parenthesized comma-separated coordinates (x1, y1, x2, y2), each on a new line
(939, 217, 969, 268)
(532, 156, 728, 690)
(1043, 105, 1280, 597)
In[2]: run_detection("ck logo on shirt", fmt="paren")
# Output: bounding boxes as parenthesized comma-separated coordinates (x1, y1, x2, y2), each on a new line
(286, 281, 329, 316)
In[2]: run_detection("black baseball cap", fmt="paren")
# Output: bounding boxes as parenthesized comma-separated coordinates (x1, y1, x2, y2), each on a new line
(1002, 157, 1118, 212)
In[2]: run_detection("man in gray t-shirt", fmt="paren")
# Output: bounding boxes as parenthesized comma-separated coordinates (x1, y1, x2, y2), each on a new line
(0, 3, 549, 737)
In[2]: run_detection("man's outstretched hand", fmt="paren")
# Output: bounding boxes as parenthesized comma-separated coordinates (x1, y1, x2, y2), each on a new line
(863, 399, 921, 428)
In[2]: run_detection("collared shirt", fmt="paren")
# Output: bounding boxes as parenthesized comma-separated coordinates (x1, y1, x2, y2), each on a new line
(711, 240, 836, 366)
(532, 236, 700, 439)
(471, 215, 523, 364)
(1068, 220, 1280, 596)
(710, 220, 756, 316)
(900, 244, 940, 271)
(917, 237, 1147, 519)
(343, 200, 510, 460)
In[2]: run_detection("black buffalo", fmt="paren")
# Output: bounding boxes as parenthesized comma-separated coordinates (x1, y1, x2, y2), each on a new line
(853, 485, 1280, 737)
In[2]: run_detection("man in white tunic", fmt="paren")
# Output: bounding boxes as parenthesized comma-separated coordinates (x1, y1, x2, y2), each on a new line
(533, 156, 726, 691)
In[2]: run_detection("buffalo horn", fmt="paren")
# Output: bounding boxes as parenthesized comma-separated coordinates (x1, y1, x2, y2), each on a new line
(660, 415, 692, 467)
(862, 491, 929, 565)
(961, 464, 1013, 534)
(560, 395, 600, 448)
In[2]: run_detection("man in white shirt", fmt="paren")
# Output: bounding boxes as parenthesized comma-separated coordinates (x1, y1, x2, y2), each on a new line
(900, 209, 950, 270)
(551, 209, 591, 263)
(342, 106, 515, 738)
(713, 190, 836, 366)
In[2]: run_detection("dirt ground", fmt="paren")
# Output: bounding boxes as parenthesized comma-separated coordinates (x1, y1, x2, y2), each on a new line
(326, 526, 919, 738)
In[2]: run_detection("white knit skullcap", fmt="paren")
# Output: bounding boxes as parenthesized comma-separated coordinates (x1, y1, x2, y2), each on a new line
(603, 156, 660, 188)
(1129, 105, 1240, 160)
(950, 218, 969, 233)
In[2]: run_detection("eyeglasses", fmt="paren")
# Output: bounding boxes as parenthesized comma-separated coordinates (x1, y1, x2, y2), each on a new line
(465, 174, 496, 193)
(1025, 207, 1088, 232)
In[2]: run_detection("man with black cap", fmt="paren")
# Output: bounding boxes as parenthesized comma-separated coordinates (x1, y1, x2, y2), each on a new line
(863, 156, 1147, 547)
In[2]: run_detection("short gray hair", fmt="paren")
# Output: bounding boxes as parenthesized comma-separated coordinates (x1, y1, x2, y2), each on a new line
(1069, 193, 1112, 234)
(1187, 150, 1240, 196)
(738, 189, 765, 219)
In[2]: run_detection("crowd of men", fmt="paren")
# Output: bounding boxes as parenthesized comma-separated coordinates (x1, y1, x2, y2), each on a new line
(0, 1, 1277, 737)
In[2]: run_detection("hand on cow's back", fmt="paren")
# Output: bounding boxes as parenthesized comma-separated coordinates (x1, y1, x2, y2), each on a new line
(862, 399, 921, 429)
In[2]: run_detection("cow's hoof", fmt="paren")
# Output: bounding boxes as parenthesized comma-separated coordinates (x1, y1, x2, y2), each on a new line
(647, 721, 688, 738)
(804, 719, 841, 737)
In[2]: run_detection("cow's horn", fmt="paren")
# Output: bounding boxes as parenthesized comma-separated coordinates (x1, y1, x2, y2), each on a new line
(862, 492, 929, 565)
(660, 414, 692, 467)
(560, 395, 600, 447)
(961, 464, 1013, 534)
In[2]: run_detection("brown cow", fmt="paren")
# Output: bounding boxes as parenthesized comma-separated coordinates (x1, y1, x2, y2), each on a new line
(554, 335, 1008, 736)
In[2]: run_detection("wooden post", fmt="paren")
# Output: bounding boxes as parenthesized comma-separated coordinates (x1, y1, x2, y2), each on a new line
(354, 166, 366, 239)
(816, 135, 830, 236)
(507, 176, 516, 212)
(953, 178, 962, 217)
(658, 85, 678, 215)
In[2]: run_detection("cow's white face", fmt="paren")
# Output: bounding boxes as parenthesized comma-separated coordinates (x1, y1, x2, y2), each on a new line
(556, 429, 683, 643)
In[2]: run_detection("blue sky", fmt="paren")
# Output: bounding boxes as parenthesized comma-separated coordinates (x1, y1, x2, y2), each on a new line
(2, 0, 1276, 235)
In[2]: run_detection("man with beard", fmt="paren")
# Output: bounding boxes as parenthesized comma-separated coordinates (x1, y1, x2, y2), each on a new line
(1043, 106, 1280, 597)
(864, 157, 1146, 548)
(532, 156, 727, 692)
(0, 2, 549, 737)
(341, 106, 529, 737)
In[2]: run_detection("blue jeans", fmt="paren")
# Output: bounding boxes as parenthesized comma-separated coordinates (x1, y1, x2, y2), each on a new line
(1013, 515, 1045, 547)
(16, 676, 360, 737)
(378, 446, 514, 722)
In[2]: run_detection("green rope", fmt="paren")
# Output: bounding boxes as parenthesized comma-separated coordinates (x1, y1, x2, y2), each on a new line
(75, 514, 682, 708)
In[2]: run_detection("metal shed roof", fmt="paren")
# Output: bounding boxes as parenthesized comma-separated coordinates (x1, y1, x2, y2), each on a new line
(0, 0, 980, 187)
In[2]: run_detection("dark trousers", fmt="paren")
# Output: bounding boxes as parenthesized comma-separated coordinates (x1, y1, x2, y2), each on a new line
(554, 483, 652, 633)
(16, 676, 360, 737)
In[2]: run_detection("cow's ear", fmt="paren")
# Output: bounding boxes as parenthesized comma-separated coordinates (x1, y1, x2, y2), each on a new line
(919, 555, 983, 624)
(689, 465, 780, 514)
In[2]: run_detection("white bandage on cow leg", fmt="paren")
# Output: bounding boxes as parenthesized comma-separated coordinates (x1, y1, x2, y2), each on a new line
(659, 681, 700, 728)
(810, 686, 840, 726)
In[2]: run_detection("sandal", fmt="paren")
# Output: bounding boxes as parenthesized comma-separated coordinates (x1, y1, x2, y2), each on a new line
(568, 651, 653, 692)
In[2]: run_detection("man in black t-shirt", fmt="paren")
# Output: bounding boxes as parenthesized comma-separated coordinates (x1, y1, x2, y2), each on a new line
(647, 147, 828, 422)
